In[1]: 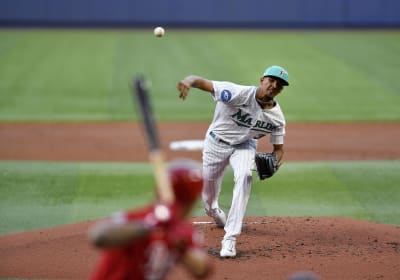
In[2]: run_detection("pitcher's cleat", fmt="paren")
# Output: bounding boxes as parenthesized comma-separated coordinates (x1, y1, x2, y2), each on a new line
(207, 208, 226, 228)
(220, 238, 236, 258)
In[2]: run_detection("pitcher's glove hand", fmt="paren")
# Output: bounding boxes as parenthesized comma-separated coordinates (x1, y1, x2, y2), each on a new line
(254, 152, 278, 180)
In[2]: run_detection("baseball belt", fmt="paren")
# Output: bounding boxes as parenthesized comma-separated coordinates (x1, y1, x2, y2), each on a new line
(209, 131, 231, 146)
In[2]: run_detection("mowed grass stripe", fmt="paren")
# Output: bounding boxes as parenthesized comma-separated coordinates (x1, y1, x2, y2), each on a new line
(1, 160, 399, 234)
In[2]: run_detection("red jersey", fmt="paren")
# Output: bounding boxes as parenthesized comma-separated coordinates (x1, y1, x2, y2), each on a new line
(89, 205, 202, 280)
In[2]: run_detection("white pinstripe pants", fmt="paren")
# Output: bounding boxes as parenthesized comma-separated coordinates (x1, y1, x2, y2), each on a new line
(202, 133, 257, 240)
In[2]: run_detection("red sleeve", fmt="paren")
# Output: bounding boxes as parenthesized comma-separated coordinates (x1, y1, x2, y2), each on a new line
(108, 205, 153, 225)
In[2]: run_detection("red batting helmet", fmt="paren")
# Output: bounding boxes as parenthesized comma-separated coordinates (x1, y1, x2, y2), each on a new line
(168, 159, 203, 206)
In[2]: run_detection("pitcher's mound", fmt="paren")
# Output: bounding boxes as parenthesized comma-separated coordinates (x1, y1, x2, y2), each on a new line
(0, 216, 399, 280)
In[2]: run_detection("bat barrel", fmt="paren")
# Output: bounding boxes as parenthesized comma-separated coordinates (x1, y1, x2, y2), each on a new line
(132, 75, 174, 204)
(133, 75, 160, 151)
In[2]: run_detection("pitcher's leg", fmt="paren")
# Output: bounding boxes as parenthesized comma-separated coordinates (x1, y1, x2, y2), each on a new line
(201, 136, 231, 213)
(202, 171, 224, 211)
(223, 145, 256, 240)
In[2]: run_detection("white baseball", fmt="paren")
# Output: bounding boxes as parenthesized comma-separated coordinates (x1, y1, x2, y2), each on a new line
(153, 27, 165, 37)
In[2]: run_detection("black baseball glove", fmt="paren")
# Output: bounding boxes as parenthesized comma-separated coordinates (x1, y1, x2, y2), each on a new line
(254, 152, 278, 180)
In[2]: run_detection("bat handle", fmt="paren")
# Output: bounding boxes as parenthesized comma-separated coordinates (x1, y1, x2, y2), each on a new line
(149, 150, 175, 204)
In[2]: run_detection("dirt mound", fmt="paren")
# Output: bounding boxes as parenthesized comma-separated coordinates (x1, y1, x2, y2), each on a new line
(0, 217, 399, 280)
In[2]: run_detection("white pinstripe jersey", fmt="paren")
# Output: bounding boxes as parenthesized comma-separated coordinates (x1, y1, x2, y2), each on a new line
(207, 81, 286, 145)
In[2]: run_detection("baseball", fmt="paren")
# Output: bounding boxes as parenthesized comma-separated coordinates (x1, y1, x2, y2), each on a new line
(153, 26, 165, 37)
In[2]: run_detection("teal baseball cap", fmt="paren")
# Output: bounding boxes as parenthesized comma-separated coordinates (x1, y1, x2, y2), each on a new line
(263, 65, 289, 86)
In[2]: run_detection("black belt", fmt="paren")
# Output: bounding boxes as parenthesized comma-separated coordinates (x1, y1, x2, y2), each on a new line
(209, 131, 231, 145)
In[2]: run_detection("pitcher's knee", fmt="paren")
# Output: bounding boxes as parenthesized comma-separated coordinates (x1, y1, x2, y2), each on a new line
(234, 170, 253, 184)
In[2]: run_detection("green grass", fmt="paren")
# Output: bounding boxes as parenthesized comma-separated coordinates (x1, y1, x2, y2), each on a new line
(1, 160, 399, 235)
(0, 161, 155, 234)
(0, 29, 399, 122)
(249, 161, 400, 224)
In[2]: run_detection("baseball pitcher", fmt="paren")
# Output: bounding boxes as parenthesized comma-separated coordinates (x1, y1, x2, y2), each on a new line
(177, 65, 289, 257)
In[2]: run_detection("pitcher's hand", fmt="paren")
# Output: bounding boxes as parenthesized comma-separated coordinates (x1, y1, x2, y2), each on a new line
(178, 79, 191, 100)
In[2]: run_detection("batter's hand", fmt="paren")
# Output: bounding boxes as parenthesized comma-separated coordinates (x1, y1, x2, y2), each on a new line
(178, 79, 191, 100)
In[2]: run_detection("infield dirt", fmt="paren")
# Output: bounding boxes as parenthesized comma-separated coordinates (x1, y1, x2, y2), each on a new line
(0, 122, 399, 280)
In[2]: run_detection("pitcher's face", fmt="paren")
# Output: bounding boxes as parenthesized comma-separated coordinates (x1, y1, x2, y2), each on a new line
(257, 76, 285, 101)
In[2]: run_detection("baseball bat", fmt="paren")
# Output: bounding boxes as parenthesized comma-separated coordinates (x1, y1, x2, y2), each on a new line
(131, 75, 174, 204)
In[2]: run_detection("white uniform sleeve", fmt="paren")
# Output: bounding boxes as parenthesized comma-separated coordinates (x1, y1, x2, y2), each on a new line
(270, 127, 285, 145)
(268, 103, 286, 145)
(212, 81, 250, 105)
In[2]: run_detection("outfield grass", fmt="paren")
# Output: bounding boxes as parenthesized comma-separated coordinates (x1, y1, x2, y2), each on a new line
(1, 160, 399, 235)
(0, 29, 399, 122)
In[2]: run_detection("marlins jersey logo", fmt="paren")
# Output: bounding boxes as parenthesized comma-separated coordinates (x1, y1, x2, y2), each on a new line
(230, 108, 276, 132)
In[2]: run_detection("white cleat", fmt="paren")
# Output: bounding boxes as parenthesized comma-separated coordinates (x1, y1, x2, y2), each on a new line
(207, 208, 226, 228)
(220, 238, 236, 258)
